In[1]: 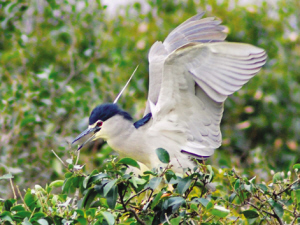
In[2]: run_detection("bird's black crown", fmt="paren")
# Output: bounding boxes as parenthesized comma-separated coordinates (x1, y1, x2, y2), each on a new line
(89, 103, 132, 125)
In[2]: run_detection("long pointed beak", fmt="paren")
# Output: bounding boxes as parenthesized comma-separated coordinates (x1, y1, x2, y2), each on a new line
(72, 127, 100, 150)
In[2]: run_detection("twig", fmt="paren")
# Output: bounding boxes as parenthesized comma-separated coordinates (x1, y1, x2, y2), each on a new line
(291, 215, 299, 225)
(275, 178, 300, 196)
(51, 149, 67, 168)
(75, 150, 80, 166)
(248, 202, 274, 217)
(185, 177, 198, 199)
(165, 213, 171, 224)
(118, 185, 127, 212)
(128, 208, 146, 225)
(160, 164, 173, 177)
(147, 189, 154, 204)
(271, 208, 284, 225)
(125, 187, 150, 206)
(72, 189, 79, 209)
(9, 178, 16, 199)
(16, 185, 30, 211)
(204, 215, 215, 223)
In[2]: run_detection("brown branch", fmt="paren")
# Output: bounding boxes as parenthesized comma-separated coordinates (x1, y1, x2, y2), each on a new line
(275, 178, 300, 196)
(16, 185, 30, 211)
(9, 178, 17, 199)
(125, 187, 150, 206)
(118, 185, 127, 212)
(128, 208, 146, 225)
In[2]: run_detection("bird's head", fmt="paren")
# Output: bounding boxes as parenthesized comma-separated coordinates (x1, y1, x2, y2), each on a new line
(72, 103, 132, 150)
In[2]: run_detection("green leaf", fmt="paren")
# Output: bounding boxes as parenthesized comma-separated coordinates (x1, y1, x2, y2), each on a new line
(82, 188, 97, 209)
(229, 193, 237, 203)
(130, 177, 147, 188)
(206, 165, 213, 182)
(62, 177, 73, 194)
(146, 177, 162, 190)
(0, 174, 14, 180)
(86, 208, 97, 217)
(24, 191, 42, 211)
(37, 219, 48, 225)
(4, 199, 14, 211)
(77, 216, 87, 225)
(177, 177, 192, 194)
(242, 210, 259, 219)
(234, 179, 241, 191)
(206, 201, 214, 210)
(155, 148, 170, 163)
(168, 197, 185, 207)
(191, 198, 209, 207)
(22, 217, 33, 225)
(101, 212, 115, 225)
(295, 190, 300, 204)
(72, 176, 84, 188)
(87, 173, 109, 188)
(103, 179, 118, 197)
(0, 212, 14, 223)
(118, 158, 140, 169)
(167, 197, 185, 213)
(293, 164, 300, 169)
(165, 170, 176, 182)
(76, 209, 85, 216)
(14, 211, 31, 219)
(64, 172, 73, 178)
(211, 206, 230, 218)
(170, 216, 181, 225)
(291, 182, 300, 190)
(30, 212, 46, 221)
(49, 180, 64, 188)
(273, 172, 283, 183)
(143, 170, 157, 176)
(268, 198, 283, 218)
(11, 205, 25, 212)
(151, 191, 163, 209)
(257, 184, 268, 192)
(244, 184, 253, 193)
(106, 185, 118, 209)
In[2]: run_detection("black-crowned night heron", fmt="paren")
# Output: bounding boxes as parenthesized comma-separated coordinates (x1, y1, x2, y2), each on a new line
(72, 12, 266, 172)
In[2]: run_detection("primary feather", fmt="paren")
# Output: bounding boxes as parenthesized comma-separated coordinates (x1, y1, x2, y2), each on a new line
(144, 12, 266, 165)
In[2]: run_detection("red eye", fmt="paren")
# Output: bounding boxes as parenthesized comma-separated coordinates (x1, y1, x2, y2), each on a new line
(96, 121, 103, 127)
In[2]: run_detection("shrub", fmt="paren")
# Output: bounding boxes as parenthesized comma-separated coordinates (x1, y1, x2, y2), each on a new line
(1, 149, 300, 224)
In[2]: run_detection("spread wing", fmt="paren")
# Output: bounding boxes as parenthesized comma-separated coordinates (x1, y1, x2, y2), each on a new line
(146, 13, 267, 158)
(144, 12, 226, 115)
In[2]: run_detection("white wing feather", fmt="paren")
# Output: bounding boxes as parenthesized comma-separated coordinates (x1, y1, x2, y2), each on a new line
(146, 13, 266, 158)
(145, 12, 226, 115)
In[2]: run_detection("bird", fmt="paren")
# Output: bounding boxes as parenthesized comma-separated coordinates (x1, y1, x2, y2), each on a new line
(72, 12, 266, 173)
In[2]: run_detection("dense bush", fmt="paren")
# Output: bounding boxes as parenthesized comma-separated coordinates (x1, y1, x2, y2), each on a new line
(1, 0, 300, 224)
(1, 149, 300, 224)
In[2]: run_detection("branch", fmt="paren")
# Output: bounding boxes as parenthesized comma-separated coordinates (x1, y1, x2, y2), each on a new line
(118, 185, 127, 212)
(51, 149, 67, 168)
(16, 185, 30, 211)
(125, 187, 150, 206)
(9, 178, 16, 199)
(275, 178, 300, 196)
(128, 208, 146, 225)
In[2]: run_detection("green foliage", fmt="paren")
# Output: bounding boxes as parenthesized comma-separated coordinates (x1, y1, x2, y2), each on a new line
(1, 0, 299, 195)
(1, 152, 300, 224)
(1, 0, 300, 224)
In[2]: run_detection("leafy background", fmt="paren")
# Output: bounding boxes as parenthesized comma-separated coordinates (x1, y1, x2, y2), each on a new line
(1, 0, 299, 202)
